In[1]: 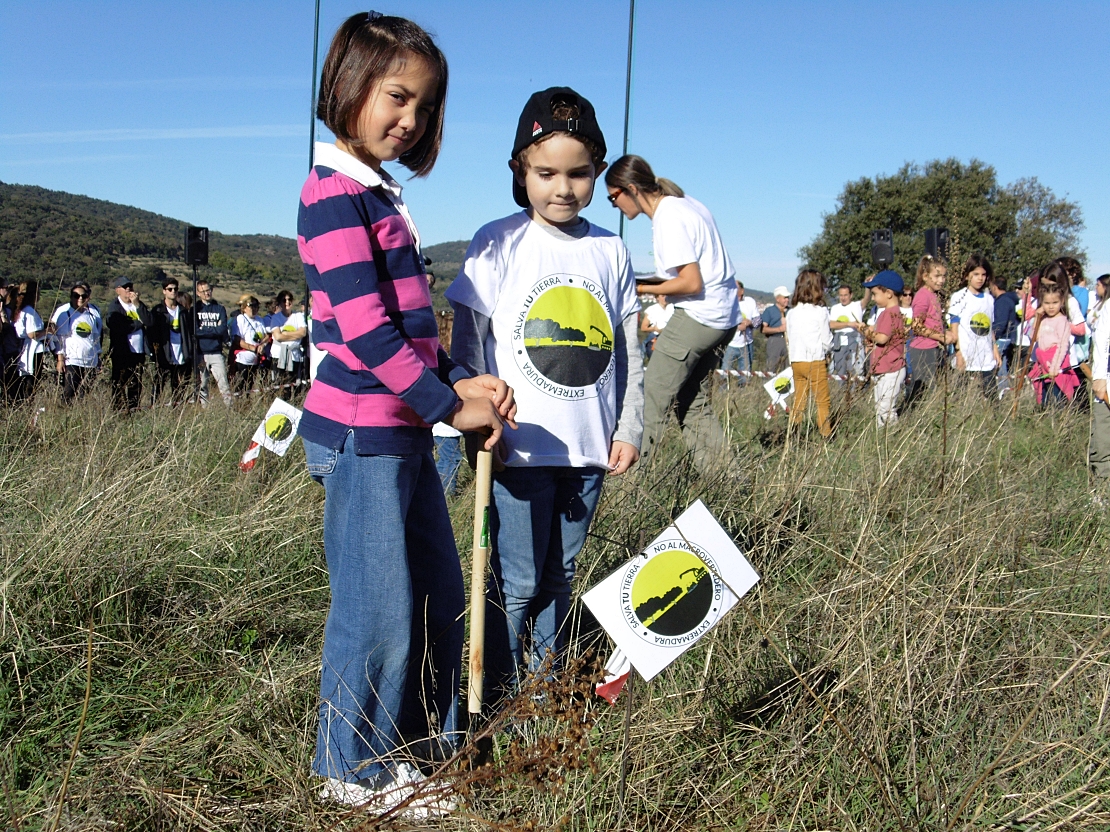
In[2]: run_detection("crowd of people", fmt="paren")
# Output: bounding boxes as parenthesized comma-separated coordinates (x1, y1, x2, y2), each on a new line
(0, 274, 308, 410)
(10, 11, 1101, 820)
(641, 253, 1108, 447)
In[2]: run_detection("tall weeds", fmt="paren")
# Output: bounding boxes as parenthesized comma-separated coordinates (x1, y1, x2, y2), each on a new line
(0, 376, 1107, 830)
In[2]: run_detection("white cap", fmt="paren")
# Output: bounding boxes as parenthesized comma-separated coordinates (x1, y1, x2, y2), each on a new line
(773, 286, 791, 298)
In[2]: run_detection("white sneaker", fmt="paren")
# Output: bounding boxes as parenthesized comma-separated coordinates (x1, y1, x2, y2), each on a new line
(318, 762, 456, 819)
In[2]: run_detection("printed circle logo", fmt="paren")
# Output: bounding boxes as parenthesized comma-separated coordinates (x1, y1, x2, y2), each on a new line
(970, 312, 991, 336)
(512, 275, 615, 399)
(773, 376, 791, 393)
(171, 318, 180, 332)
(836, 315, 850, 323)
(127, 309, 140, 322)
(75, 321, 92, 338)
(264, 414, 293, 442)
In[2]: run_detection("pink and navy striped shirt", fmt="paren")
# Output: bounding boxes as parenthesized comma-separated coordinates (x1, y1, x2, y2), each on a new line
(297, 143, 468, 454)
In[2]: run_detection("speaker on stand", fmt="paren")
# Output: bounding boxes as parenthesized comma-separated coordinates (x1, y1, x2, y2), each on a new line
(871, 229, 894, 268)
(924, 227, 950, 261)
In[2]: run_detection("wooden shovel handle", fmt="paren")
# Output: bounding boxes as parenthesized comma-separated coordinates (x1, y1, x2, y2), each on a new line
(468, 449, 493, 716)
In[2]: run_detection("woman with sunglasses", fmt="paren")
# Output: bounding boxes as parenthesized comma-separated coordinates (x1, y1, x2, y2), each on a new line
(233, 294, 270, 396)
(605, 155, 739, 471)
(53, 284, 103, 402)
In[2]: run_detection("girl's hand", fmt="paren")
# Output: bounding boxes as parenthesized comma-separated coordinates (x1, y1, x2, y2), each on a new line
(454, 375, 518, 428)
(607, 441, 639, 476)
(956, 352, 966, 372)
(445, 398, 504, 450)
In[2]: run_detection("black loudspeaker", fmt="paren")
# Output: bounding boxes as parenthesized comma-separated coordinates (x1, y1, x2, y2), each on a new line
(871, 229, 894, 268)
(185, 227, 209, 266)
(924, 227, 950, 260)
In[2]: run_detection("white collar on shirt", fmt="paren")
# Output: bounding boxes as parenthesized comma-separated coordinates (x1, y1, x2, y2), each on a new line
(312, 141, 421, 252)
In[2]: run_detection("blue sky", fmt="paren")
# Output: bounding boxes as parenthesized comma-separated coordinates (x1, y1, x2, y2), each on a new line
(2, 1, 1107, 291)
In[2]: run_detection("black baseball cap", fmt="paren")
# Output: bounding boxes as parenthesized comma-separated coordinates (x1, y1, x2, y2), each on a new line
(511, 86, 607, 209)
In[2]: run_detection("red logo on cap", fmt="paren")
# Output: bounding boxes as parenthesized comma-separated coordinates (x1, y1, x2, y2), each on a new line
(532, 121, 542, 137)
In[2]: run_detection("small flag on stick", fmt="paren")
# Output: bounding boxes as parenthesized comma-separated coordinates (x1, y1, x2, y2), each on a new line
(583, 500, 760, 698)
(239, 399, 303, 471)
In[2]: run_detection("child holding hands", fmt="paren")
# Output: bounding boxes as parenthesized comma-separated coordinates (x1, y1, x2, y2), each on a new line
(861, 270, 908, 426)
(297, 13, 515, 812)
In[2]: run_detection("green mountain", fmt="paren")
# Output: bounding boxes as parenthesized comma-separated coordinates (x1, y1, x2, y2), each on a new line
(0, 182, 302, 300)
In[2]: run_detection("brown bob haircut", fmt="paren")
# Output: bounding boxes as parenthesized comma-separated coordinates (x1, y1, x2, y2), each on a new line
(791, 269, 827, 307)
(316, 13, 448, 177)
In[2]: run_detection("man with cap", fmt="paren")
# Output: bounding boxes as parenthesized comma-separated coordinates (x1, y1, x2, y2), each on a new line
(761, 287, 791, 373)
(105, 275, 154, 411)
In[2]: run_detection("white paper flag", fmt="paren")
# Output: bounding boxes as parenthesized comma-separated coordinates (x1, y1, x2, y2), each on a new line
(582, 500, 759, 682)
(239, 399, 303, 471)
(763, 366, 794, 408)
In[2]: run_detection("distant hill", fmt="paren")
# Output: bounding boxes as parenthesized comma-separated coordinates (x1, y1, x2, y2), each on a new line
(0, 182, 302, 307)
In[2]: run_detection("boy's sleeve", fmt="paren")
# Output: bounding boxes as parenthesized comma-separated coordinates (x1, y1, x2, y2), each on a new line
(448, 302, 490, 377)
(301, 180, 457, 425)
(443, 230, 500, 319)
(948, 290, 964, 324)
(612, 312, 644, 450)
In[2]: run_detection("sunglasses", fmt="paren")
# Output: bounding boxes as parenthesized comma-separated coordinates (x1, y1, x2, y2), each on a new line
(71, 292, 89, 300)
(164, 287, 178, 292)
(606, 189, 623, 205)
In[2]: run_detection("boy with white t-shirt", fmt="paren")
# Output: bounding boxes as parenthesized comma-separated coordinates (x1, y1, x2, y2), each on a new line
(446, 87, 642, 705)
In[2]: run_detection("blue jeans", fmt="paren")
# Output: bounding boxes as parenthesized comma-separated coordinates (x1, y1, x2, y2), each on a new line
(719, 342, 753, 385)
(484, 466, 605, 705)
(305, 435, 464, 782)
(434, 434, 463, 495)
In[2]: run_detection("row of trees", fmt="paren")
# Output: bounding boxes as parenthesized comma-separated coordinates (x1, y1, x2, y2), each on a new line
(799, 158, 1086, 292)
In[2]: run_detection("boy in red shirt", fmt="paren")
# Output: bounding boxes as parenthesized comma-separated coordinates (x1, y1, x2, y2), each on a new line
(862, 270, 908, 427)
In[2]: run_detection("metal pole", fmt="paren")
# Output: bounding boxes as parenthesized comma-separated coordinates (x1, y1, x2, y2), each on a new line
(619, 0, 635, 242)
(301, 0, 322, 387)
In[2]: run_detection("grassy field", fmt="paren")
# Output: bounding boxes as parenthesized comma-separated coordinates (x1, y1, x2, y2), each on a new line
(2, 373, 1109, 830)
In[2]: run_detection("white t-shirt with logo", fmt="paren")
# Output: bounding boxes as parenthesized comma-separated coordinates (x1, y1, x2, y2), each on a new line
(651, 195, 739, 330)
(121, 301, 144, 354)
(235, 314, 267, 366)
(445, 212, 639, 469)
(268, 310, 306, 369)
(949, 288, 997, 371)
(829, 300, 864, 347)
(166, 305, 185, 365)
(56, 307, 102, 368)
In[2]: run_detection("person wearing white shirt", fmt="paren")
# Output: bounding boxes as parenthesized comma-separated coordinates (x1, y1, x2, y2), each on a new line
(11, 281, 45, 401)
(267, 289, 308, 399)
(720, 281, 761, 387)
(54, 284, 102, 402)
(606, 155, 739, 470)
(1089, 273, 1110, 480)
(829, 284, 866, 380)
(640, 294, 673, 359)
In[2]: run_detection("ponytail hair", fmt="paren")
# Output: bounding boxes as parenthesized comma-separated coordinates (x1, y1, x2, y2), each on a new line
(914, 253, 947, 290)
(605, 154, 685, 198)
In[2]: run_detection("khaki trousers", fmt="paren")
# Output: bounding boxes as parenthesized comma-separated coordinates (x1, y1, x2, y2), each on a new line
(641, 308, 736, 471)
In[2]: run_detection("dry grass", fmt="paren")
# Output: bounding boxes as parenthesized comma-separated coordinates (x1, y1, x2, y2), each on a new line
(1, 371, 1108, 830)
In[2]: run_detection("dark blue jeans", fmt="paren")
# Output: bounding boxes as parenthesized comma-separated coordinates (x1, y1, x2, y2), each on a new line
(305, 435, 464, 782)
(484, 465, 605, 705)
